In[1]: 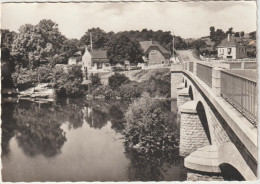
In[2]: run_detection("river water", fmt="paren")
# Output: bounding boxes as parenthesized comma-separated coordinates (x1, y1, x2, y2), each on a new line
(1, 98, 185, 182)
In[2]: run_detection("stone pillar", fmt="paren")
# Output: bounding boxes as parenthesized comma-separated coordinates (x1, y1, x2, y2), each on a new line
(171, 64, 184, 99)
(241, 62, 245, 69)
(177, 88, 190, 107)
(212, 68, 222, 97)
(179, 101, 211, 157)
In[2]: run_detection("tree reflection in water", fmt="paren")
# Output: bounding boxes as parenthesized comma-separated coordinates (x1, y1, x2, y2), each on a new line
(1, 102, 17, 156)
(13, 101, 67, 158)
(125, 147, 180, 181)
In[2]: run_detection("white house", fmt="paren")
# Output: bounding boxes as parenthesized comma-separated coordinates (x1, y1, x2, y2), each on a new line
(81, 46, 111, 74)
(217, 34, 247, 60)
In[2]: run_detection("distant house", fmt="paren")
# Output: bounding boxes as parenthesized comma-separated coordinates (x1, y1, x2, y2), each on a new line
(68, 57, 77, 65)
(82, 46, 111, 73)
(140, 41, 171, 65)
(217, 34, 247, 60)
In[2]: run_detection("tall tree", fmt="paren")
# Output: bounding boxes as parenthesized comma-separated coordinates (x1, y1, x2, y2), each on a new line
(209, 26, 215, 41)
(79, 27, 108, 50)
(107, 35, 143, 65)
(12, 19, 65, 68)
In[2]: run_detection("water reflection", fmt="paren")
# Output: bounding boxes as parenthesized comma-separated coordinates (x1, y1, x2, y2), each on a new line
(2, 98, 183, 181)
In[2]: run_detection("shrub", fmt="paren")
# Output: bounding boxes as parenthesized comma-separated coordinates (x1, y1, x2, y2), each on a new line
(53, 65, 83, 97)
(124, 93, 179, 157)
(90, 73, 101, 86)
(12, 68, 38, 90)
(118, 82, 143, 99)
(108, 72, 130, 89)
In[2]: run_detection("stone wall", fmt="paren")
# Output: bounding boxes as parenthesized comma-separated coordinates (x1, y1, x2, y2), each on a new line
(209, 110, 230, 146)
(187, 169, 224, 181)
(171, 73, 183, 99)
(177, 95, 190, 107)
(179, 112, 211, 156)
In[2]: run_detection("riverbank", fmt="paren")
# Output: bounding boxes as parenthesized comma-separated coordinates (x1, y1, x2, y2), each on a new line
(89, 68, 171, 100)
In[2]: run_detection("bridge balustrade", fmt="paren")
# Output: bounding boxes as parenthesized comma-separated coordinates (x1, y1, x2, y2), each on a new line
(188, 62, 193, 73)
(196, 63, 213, 87)
(220, 71, 257, 125)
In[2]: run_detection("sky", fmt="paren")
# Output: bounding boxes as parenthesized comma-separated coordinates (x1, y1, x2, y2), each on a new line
(1, 1, 257, 39)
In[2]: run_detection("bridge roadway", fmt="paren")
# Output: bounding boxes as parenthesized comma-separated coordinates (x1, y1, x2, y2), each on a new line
(171, 50, 257, 181)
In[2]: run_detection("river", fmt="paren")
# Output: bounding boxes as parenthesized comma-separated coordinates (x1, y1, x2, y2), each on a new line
(1, 97, 186, 182)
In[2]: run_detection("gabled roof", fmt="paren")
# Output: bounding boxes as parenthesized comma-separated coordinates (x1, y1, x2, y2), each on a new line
(90, 49, 108, 59)
(139, 41, 171, 54)
(217, 36, 247, 48)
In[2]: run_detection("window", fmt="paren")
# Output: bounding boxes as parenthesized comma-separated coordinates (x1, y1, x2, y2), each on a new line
(228, 48, 232, 54)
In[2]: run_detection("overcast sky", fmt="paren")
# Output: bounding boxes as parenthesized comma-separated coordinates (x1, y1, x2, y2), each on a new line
(1, 1, 257, 39)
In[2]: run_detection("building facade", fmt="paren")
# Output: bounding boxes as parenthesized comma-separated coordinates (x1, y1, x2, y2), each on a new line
(81, 47, 111, 73)
(140, 41, 171, 65)
(217, 35, 247, 60)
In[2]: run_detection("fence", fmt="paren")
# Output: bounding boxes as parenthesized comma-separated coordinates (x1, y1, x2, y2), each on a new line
(196, 63, 213, 87)
(220, 71, 257, 125)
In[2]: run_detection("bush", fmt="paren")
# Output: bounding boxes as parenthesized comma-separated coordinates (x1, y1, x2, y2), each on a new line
(124, 93, 179, 157)
(53, 65, 83, 97)
(12, 68, 38, 90)
(118, 82, 143, 99)
(108, 72, 130, 89)
(90, 73, 101, 86)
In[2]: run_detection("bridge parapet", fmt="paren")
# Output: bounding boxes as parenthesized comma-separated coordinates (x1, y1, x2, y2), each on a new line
(180, 61, 257, 126)
(171, 60, 257, 180)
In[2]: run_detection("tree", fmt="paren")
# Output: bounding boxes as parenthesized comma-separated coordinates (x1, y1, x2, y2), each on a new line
(209, 26, 215, 41)
(234, 32, 240, 37)
(240, 31, 245, 37)
(191, 39, 207, 50)
(124, 92, 179, 156)
(108, 72, 130, 89)
(79, 27, 108, 50)
(12, 19, 65, 68)
(53, 65, 83, 97)
(226, 27, 234, 35)
(249, 31, 256, 40)
(107, 35, 143, 65)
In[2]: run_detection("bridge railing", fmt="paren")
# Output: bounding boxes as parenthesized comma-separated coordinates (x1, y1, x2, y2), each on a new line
(188, 62, 193, 73)
(196, 63, 213, 87)
(220, 71, 257, 125)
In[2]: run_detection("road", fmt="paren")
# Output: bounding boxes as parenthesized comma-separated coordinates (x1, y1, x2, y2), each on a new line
(176, 50, 201, 62)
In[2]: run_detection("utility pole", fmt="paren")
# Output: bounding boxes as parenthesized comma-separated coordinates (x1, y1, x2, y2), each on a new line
(90, 32, 93, 50)
(172, 30, 174, 58)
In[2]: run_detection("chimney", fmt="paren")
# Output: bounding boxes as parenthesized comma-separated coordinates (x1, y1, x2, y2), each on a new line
(90, 32, 93, 50)
(228, 34, 230, 42)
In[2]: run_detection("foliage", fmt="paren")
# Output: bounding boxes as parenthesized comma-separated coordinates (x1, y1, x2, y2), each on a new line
(249, 31, 256, 40)
(53, 65, 83, 97)
(79, 27, 109, 50)
(12, 68, 38, 90)
(90, 73, 101, 86)
(191, 39, 207, 50)
(108, 72, 130, 89)
(11, 19, 66, 68)
(107, 35, 143, 64)
(118, 82, 144, 99)
(124, 93, 179, 157)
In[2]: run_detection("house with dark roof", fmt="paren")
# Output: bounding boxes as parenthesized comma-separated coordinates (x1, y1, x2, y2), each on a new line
(217, 34, 247, 60)
(140, 40, 171, 65)
(82, 46, 111, 73)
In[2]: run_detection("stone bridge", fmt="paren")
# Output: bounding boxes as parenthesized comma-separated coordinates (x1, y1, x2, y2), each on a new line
(171, 61, 257, 181)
